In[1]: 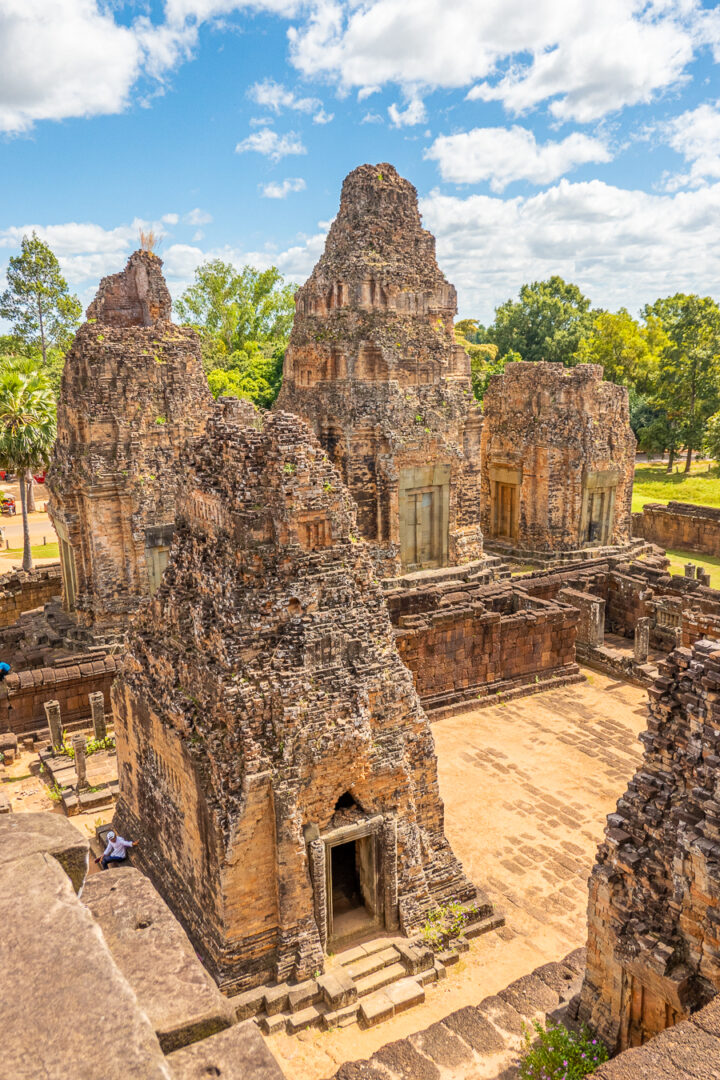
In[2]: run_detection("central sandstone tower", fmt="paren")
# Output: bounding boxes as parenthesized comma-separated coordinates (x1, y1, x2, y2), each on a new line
(277, 163, 484, 577)
(112, 402, 486, 992)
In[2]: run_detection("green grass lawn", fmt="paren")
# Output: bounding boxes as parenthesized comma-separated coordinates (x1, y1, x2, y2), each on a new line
(0, 542, 59, 560)
(663, 549, 720, 589)
(632, 461, 720, 513)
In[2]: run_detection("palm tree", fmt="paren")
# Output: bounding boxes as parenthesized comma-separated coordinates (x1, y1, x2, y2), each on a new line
(0, 369, 56, 570)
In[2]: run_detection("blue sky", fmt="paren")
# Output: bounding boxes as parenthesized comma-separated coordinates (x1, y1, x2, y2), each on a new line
(1, 1, 720, 322)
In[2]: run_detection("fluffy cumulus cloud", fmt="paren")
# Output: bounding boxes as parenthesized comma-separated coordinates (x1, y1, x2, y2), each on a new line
(420, 179, 720, 321)
(289, 0, 699, 122)
(663, 101, 720, 188)
(235, 127, 306, 160)
(388, 94, 427, 128)
(425, 126, 611, 190)
(248, 79, 333, 124)
(260, 177, 307, 198)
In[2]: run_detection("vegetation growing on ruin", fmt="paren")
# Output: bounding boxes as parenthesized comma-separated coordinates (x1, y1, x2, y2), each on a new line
(420, 901, 478, 948)
(518, 1020, 608, 1079)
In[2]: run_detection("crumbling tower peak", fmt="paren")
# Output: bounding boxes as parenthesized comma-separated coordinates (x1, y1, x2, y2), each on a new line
(86, 248, 172, 328)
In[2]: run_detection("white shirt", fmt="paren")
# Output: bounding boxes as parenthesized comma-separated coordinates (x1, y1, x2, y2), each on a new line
(103, 835, 133, 859)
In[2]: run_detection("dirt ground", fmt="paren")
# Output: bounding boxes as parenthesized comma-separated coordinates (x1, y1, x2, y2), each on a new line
(269, 668, 648, 1080)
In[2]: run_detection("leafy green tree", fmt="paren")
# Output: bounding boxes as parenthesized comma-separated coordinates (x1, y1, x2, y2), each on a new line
(175, 260, 295, 371)
(0, 368, 56, 570)
(0, 233, 81, 364)
(642, 294, 720, 472)
(487, 276, 598, 365)
(455, 322, 502, 400)
(704, 411, 720, 464)
(574, 308, 668, 392)
(206, 344, 284, 409)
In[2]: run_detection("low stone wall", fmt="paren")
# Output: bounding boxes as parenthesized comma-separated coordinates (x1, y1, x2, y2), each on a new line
(0, 563, 62, 629)
(387, 580, 579, 714)
(633, 500, 720, 558)
(0, 654, 120, 736)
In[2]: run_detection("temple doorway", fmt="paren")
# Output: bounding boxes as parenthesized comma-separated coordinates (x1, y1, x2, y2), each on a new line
(327, 834, 377, 945)
(493, 481, 518, 540)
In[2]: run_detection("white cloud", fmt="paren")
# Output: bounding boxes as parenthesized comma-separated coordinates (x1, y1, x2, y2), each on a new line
(425, 126, 611, 190)
(361, 112, 384, 124)
(183, 208, 214, 225)
(388, 94, 427, 128)
(248, 78, 333, 126)
(420, 178, 720, 321)
(162, 213, 180, 225)
(260, 177, 307, 198)
(289, 0, 699, 123)
(663, 100, 720, 188)
(235, 127, 306, 160)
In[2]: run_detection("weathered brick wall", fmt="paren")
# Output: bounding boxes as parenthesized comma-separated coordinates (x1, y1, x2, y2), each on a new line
(277, 163, 484, 576)
(635, 500, 720, 558)
(480, 363, 636, 554)
(113, 405, 489, 993)
(48, 250, 212, 641)
(0, 564, 61, 628)
(578, 640, 720, 1051)
(392, 588, 577, 708)
(0, 655, 119, 736)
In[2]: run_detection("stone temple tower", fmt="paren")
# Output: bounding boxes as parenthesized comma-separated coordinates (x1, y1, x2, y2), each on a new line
(112, 402, 488, 992)
(48, 250, 212, 642)
(277, 163, 484, 577)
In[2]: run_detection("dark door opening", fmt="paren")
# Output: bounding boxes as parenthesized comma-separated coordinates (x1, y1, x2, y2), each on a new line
(329, 837, 378, 944)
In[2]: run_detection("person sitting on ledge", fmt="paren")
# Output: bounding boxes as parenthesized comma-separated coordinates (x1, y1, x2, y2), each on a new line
(96, 830, 138, 870)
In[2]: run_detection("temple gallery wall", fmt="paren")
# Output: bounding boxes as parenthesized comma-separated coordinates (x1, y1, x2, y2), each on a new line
(1, 161, 719, 1076)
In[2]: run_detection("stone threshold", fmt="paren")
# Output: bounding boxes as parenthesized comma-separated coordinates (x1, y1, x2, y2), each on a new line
(232, 912, 505, 1037)
(424, 666, 586, 720)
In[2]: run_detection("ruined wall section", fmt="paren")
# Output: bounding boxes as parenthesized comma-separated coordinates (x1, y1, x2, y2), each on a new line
(48, 251, 212, 640)
(480, 363, 635, 554)
(277, 163, 483, 575)
(113, 405, 483, 992)
(578, 641, 720, 1051)
(634, 501, 720, 559)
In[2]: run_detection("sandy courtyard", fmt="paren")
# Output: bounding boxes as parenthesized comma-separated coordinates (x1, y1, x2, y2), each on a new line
(270, 668, 648, 1080)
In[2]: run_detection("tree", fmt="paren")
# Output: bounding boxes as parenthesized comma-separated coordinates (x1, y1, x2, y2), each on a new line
(455, 321, 503, 400)
(0, 369, 56, 570)
(487, 276, 598, 365)
(0, 233, 81, 364)
(573, 308, 668, 393)
(642, 294, 720, 472)
(206, 344, 284, 409)
(704, 411, 720, 464)
(175, 260, 295, 372)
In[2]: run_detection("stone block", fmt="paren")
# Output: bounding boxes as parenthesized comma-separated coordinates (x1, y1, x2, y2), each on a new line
(498, 973, 560, 1018)
(385, 977, 424, 1014)
(358, 990, 394, 1028)
(373, 1039, 441, 1080)
(167, 1021, 285, 1080)
(287, 979, 320, 1013)
(409, 1020, 474, 1069)
(285, 1004, 325, 1034)
(443, 1005, 506, 1053)
(0, 851, 168, 1079)
(0, 811, 88, 892)
(82, 868, 234, 1052)
(263, 984, 290, 1015)
(317, 968, 357, 1008)
(232, 986, 266, 1021)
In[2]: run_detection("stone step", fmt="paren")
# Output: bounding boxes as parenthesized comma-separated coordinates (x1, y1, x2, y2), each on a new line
(344, 946, 400, 980)
(437, 948, 460, 967)
(285, 1004, 325, 1034)
(355, 962, 406, 998)
(322, 1002, 360, 1030)
(464, 912, 505, 940)
(338, 937, 399, 967)
(358, 978, 424, 1029)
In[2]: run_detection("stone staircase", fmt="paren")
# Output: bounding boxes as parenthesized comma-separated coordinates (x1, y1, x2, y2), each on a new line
(235, 909, 505, 1035)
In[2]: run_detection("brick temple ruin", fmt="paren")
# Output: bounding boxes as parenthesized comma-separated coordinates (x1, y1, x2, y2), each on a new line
(48, 250, 212, 643)
(112, 403, 493, 992)
(578, 639, 720, 1051)
(481, 361, 636, 561)
(277, 163, 484, 576)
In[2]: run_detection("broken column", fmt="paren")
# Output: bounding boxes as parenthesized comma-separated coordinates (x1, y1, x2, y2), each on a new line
(633, 617, 650, 663)
(684, 562, 695, 578)
(72, 735, 88, 791)
(113, 405, 491, 992)
(47, 250, 212, 642)
(44, 700, 63, 753)
(89, 692, 107, 741)
(277, 163, 484, 576)
(578, 640, 720, 1050)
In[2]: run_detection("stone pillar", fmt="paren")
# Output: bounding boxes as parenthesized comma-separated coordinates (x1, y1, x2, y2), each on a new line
(308, 838, 327, 952)
(44, 700, 63, 753)
(698, 570, 711, 588)
(634, 618, 650, 663)
(684, 563, 695, 578)
(89, 692, 106, 740)
(382, 815, 399, 930)
(72, 735, 88, 791)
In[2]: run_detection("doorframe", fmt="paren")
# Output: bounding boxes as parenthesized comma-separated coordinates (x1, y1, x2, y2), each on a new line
(324, 819, 382, 945)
